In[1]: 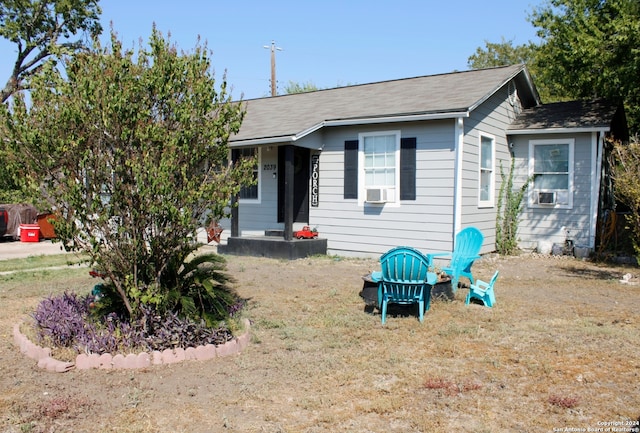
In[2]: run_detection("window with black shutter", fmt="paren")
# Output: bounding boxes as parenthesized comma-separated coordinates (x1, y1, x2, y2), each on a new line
(343, 135, 416, 202)
(400, 137, 416, 200)
(343, 140, 358, 199)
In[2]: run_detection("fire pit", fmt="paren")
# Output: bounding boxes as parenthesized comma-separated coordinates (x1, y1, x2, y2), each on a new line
(359, 273, 454, 311)
(430, 275, 454, 301)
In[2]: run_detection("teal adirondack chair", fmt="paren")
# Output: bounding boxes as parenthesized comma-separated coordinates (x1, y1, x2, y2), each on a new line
(377, 246, 437, 324)
(428, 227, 484, 293)
(466, 270, 498, 307)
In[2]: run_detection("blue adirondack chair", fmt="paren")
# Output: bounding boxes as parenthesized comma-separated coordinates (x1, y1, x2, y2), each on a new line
(377, 246, 437, 324)
(466, 270, 498, 307)
(428, 227, 484, 293)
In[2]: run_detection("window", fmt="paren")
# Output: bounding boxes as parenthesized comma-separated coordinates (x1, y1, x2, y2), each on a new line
(237, 147, 260, 201)
(359, 131, 400, 204)
(479, 133, 495, 207)
(529, 139, 574, 208)
(343, 133, 416, 203)
(363, 133, 397, 187)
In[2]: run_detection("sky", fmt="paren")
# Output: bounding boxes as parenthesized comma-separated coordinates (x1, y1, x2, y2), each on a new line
(1, 0, 545, 101)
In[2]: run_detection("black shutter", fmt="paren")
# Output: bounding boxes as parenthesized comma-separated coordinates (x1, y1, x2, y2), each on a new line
(344, 140, 358, 199)
(400, 137, 416, 200)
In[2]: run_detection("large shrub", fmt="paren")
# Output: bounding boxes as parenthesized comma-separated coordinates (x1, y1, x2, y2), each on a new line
(611, 138, 640, 263)
(0, 28, 255, 320)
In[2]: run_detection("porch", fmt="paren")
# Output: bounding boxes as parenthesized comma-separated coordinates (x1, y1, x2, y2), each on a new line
(218, 230, 327, 260)
(222, 144, 326, 260)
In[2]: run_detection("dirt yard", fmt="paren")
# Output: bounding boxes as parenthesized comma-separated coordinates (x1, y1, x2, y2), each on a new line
(0, 249, 639, 433)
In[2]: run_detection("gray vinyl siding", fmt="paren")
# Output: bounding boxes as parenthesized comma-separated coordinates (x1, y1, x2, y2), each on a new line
(222, 146, 280, 234)
(508, 132, 596, 251)
(311, 121, 457, 257)
(459, 84, 523, 254)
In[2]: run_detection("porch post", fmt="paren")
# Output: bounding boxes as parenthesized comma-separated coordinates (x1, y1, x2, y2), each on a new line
(283, 145, 294, 240)
(453, 117, 464, 244)
(230, 194, 239, 237)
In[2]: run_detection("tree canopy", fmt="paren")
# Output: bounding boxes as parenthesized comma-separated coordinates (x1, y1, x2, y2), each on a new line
(0, 0, 102, 203)
(283, 80, 320, 94)
(468, 0, 640, 133)
(467, 37, 537, 70)
(0, 28, 254, 319)
(531, 0, 640, 132)
(0, 0, 102, 102)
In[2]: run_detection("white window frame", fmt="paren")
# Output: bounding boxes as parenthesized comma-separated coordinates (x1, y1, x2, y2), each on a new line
(238, 147, 261, 203)
(478, 133, 495, 208)
(528, 138, 574, 209)
(358, 130, 401, 206)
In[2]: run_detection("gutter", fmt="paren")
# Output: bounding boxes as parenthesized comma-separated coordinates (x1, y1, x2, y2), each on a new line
(507, 127, 610, 135)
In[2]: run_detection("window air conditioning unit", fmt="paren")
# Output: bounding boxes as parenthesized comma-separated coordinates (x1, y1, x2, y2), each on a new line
(366, 188, 387, 203)
(538, 191, 556, 205)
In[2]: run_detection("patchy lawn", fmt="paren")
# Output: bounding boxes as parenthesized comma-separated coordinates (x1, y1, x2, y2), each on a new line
(0, 250, 639, 432)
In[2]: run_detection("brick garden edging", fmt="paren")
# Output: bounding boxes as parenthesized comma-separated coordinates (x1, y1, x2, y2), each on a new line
(13, 318, 251, 372)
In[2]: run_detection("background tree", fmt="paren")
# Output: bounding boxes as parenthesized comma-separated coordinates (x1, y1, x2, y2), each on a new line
(530, 0, 640, 132)
(467, 37, 537, 69)
(0, 0, 102, 102)
(468, 0, 639, 133)
(0, 0, 102, 203)
(467, 37, 546, 99)
(0, 29, 254, 321)
(283, 80, 320, 94)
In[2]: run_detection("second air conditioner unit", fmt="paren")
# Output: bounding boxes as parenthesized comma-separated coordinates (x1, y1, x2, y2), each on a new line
(538, 191, 556, 205)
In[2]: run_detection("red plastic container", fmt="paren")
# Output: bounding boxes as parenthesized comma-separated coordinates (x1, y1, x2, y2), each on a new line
(19, 224, 40, 242)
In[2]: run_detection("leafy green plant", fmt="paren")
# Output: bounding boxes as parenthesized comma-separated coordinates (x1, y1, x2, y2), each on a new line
(611, 138, 640, 264)
(90, 252, 243, 327)
(495, 157, 535, 255)
(161, 253, 243, 326)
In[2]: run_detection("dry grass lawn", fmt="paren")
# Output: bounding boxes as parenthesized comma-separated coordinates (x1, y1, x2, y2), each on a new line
(0, 248, 639, 432)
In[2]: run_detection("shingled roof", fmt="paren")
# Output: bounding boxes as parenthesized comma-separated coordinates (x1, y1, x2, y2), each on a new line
(508, 98, 622, 133)
(230, 64, 538, 145)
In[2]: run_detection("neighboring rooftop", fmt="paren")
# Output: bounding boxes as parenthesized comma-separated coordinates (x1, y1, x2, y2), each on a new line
(508, 98, 622, 132)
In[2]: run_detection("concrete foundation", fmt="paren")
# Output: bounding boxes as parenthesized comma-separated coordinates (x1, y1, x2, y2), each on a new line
(218, 236, 327, 260)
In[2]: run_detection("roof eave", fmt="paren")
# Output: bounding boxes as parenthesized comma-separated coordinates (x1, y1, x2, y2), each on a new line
(229, 136, 296, 147)
(229, 111, 470, 146)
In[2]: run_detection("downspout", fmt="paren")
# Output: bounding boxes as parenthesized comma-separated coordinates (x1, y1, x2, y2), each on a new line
(589, 131, 605, 249)
(230, 150, 240, 237)
(453, 117, 465, 242)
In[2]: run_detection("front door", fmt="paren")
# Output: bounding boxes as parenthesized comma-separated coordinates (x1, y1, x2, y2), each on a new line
(278, 146, 310, 223)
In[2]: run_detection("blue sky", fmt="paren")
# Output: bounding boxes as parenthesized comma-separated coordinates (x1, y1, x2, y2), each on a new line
(1, 0, 545, 100)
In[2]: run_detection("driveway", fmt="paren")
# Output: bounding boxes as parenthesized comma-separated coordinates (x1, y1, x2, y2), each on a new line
(0, 239, 68, 261)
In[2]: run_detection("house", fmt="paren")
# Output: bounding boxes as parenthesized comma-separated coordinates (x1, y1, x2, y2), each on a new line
(215, 64, 627, 258)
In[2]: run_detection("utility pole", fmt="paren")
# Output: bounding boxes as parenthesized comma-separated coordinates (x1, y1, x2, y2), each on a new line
(263, 40, 282, 96)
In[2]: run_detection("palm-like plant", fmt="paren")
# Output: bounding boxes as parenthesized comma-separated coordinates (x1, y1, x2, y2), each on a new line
(161, 253, 241, 326)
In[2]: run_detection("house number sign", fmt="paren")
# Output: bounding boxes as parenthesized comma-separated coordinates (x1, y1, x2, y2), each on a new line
(311, 154, 319, 207)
